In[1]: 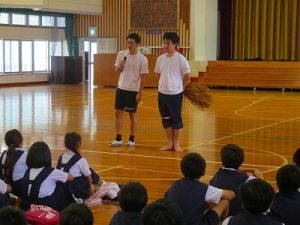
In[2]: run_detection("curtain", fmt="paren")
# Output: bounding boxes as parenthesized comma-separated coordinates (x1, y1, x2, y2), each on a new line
(232, 0, 300, 61)
(65, 14, 75, 56)
(219, 0, 233, 60)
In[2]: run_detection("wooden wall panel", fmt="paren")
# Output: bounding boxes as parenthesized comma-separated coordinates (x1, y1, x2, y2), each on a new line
(75, 0, 190, 59)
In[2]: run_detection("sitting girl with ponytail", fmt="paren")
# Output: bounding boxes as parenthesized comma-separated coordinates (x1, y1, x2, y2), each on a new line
(0, 129, 27, 197)
(56, 132, 105, 202)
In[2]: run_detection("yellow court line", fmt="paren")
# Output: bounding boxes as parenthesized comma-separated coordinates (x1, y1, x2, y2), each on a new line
(234, 96, 270, 116)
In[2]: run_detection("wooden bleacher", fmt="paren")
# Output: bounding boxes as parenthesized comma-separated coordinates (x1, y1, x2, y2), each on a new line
(192, 61, 300, 90)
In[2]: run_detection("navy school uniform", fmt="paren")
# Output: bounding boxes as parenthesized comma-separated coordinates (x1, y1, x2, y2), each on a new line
(109, 211, 142, 225)
(56, 153, 100, 200)
(0, 179, 9, 208)
(0, 149, 26, 197)
(19, 167, 75, 212)
(164, 177, 220, 225)
(209, 168, 249, 216)
(270, 191, 300, 225)
(223, 212, 282, 225)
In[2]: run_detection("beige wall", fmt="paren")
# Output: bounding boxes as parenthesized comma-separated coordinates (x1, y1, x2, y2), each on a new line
(0, 26, 65, 40)
(0, 0, 102, 15)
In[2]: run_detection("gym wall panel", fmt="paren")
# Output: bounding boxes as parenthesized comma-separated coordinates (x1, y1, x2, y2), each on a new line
(75, 0, 190, 59)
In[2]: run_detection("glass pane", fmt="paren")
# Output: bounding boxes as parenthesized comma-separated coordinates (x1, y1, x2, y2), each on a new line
(57, 17, 65, 27)
(0, 13, 9, 24)
(29, 15, 39, 26)
(11, 41, 19, 72)
(49, 42, 61, 68)
(34, 41, 48, 71)
(4, 41, 11, 72)
(49, 42, 62, 56)
(91, 42, 97, 63)
(42, 16, 54, 26)
(4, 40, 19, 72)
(22, 41, 32, 71)
(0, 39, 3, 73)
(12, 14, 26, 25)
(84, 41, 90, 52)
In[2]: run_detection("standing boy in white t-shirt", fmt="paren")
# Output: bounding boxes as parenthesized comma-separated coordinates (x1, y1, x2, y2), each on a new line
(154, 32, 191, 152)
(109, 33, 149, 148)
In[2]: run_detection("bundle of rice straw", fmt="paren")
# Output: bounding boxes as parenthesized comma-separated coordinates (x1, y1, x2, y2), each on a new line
(183, 83, 212, 111)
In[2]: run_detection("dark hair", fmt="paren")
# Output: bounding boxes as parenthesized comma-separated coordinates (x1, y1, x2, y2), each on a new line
(180, 153, 206, 179)
(163, 32, 179, 46)
(3, 129, 23, 184)
(276, 164, 300, 193)
(119, 182, 148, 212)
(0, 207, 27, 225)
(239, 179, 274, 213)
(127, 33, 141, 44)
(292, 148, 300, 167)
(142, 198, 183, 225)
(64, 132, 81, 156)
(221, 144, 244, 169)
(26, 141, 52, 168)
(60, 203, 94, 225)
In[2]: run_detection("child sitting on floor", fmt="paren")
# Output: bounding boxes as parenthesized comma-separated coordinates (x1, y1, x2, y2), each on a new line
(56, 132, 105, 205)
(109, 182, 148, 225)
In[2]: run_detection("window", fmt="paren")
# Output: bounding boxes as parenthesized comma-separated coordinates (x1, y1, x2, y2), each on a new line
(34, 41, 48, 71)
(49, 41, 62, 68)
(0, 12, 9, 24)
(29, 15, 40, 26)
(4, 40, 19, 72)
(42, 16, 54, 27)
(22, 41, 32, 72)
(12, 14, 26, 25)
(57, 17, 65, 27)
(0, 39, 3, 73)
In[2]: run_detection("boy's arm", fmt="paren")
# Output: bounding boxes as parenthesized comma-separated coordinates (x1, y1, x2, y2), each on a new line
(221, 189, 235, 201)
(238, 167, 264, 179)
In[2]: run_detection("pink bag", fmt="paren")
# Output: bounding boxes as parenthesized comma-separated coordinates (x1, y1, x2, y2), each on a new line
(25, 204, 60, 225)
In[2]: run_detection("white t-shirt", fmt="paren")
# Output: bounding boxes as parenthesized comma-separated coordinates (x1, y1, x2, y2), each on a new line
(205, 185, 223, 204)
(28, 167, 68, 198)
(115, 50, 149, 91)
(60, 151, 91, 177)
(0, 179, 7, 194)
(1, 148, 28, 181)
(154, 52, 190, 95)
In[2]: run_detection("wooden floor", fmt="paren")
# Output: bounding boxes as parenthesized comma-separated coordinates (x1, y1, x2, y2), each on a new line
(1, 84, 300, 224)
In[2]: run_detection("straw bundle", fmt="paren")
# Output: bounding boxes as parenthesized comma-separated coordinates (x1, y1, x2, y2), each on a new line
(183, 83, 212, 111)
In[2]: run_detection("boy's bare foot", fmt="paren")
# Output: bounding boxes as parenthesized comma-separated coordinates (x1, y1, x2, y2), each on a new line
(174, 147, 183, 153)
(159, 145, 174, 151)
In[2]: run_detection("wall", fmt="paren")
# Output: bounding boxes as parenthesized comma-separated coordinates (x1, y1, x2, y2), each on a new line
(75, 0, 190, 58)
(0, 0, 102, 15)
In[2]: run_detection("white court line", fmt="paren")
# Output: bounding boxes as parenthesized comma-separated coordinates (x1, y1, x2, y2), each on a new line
(234, 96, 270, 116)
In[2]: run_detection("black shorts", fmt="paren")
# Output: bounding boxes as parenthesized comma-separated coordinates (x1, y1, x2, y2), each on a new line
(115, 88, 138, 113)
(201, 209, 219, 225)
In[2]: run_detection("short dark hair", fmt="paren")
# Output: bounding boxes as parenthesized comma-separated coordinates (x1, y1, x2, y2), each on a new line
(292, 148, 300, 167)
(239, 179, 274, 213)
(142, 198, 183, 225)
(180, 153, 206, 179)
(60, 203, 93, 225)
(26, 141, 52, 168)
(64, 132, 81, 156)
(119, 182, 148, 212)
(163, 32, 179, 45)
(0, 207, 27, 225)
(127, 33, 141, 44)
(276, 164, 300, 193)
(221, 144, 244, 169)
